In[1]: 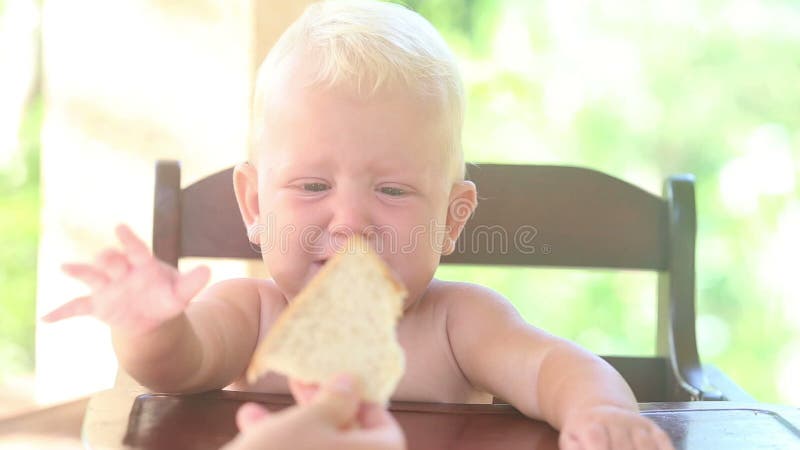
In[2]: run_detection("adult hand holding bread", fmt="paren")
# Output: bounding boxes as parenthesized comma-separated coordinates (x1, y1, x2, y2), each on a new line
(223, 374, 405, 450)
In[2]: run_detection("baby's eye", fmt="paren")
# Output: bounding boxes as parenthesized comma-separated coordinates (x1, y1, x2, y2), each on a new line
(379, 186, 406, 197)
(302, 182, 330, 192)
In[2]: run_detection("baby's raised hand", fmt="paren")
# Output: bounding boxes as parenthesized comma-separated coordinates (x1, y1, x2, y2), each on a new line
(42, 224, 210, 337)
(559, 405, 674, 450)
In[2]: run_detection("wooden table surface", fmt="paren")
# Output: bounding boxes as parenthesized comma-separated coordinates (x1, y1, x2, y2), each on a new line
(82, 388, 800, 449)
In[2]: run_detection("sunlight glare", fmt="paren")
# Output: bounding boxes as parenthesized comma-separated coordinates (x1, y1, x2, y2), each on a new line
(719, 124, 795, 215)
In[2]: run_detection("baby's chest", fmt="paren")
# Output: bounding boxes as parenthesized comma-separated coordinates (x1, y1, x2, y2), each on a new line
(392, 313, 491, 404)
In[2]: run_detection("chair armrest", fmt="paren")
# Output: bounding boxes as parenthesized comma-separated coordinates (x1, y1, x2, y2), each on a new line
(704, 364, 755, 402)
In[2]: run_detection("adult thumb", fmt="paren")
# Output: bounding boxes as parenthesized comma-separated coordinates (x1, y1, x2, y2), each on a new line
(235, 402, 270, 432)
(304, 374, 361, 428)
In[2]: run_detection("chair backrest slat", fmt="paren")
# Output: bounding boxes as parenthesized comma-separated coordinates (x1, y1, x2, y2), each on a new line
(179, 167, 258, 260)
(443, 164, 669, 270)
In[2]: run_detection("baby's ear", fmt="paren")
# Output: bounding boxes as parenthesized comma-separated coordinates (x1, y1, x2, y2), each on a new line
(233, 162, 261, 244)
(443, 180, 477, 255)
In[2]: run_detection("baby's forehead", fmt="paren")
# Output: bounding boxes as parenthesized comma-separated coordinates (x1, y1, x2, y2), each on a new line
(252, 61, 460, 183)
(259, 143, 446, 180)
(266, 150, 434, 173)
(262, 85, 448, 142)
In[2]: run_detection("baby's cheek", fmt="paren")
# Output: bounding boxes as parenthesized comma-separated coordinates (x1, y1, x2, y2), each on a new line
(393, 250, 440, 303)
(260, 206, 317, 250)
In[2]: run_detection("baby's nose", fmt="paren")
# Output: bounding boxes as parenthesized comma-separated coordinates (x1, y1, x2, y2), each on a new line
(328, 195, 373, 239)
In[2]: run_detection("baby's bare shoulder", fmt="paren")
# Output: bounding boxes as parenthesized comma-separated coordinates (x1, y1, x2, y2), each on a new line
(428, 279, 526, 331)
(431, 279, 516, 311)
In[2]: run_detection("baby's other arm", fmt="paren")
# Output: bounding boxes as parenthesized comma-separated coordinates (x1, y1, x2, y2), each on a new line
(43, 225, 278, 393)
(445, 282, 672, 449)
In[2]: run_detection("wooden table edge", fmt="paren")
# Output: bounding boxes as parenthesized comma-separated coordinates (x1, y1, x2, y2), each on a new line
(81, 388, 800, 449)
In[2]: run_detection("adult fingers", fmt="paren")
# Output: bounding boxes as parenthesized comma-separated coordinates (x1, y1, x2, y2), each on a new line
(303, 374, 361, 428)
(41, 296, 93, 322)
(61, 263, 109, 290)
(289, 379, 320, 405)
(174, 265, 210, 302)
(235, 402, 271, 432)
(115, 224, 152, 265)
(357, 403, 394, 429)
(334, 426, 407, 450)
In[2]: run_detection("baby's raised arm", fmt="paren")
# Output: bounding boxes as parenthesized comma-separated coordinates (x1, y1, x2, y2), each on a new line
(43, 225, 263, 393)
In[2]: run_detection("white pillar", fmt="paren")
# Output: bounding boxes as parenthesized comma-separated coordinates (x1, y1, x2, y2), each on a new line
(35, 0, 312, 404)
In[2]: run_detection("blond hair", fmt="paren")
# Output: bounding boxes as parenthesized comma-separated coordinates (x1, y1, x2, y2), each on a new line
(250, 0, 465, 182)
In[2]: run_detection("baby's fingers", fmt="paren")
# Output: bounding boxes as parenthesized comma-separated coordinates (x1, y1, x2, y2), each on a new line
(560, 423, 609, 450)
(115, 224, 152, 265)
(606, 425, 634, 450)
(174, 265, 211, 302)
(62, 263, 109, 290)
(41, 296, 93, 322)
(96, 249, 131, 281)
(626, 421, 673, 450)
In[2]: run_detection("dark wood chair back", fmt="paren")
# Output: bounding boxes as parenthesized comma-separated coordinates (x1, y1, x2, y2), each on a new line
(153, 160, 750, 403)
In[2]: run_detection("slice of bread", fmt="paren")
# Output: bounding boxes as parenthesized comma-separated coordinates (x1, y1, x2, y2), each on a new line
(246, 235, 407, 404)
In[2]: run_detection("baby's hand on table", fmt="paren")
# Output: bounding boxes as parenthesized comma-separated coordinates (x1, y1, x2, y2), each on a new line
(559, 405, 674, 450)
(42, 224, 210, 337)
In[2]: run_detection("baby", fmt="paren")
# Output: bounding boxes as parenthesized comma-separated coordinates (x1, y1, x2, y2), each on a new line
(45, 1, 673, 449)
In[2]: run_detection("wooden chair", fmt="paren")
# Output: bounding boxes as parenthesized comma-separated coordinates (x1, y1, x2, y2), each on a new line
(151, 159, 752, 403)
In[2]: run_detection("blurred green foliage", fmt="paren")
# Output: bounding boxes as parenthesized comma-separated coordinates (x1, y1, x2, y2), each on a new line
(1, 0, 798, 405)
(0, 94, 41, 382)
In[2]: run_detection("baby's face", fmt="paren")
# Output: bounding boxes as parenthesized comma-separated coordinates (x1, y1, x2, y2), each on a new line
(245, 80, 463, 307)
